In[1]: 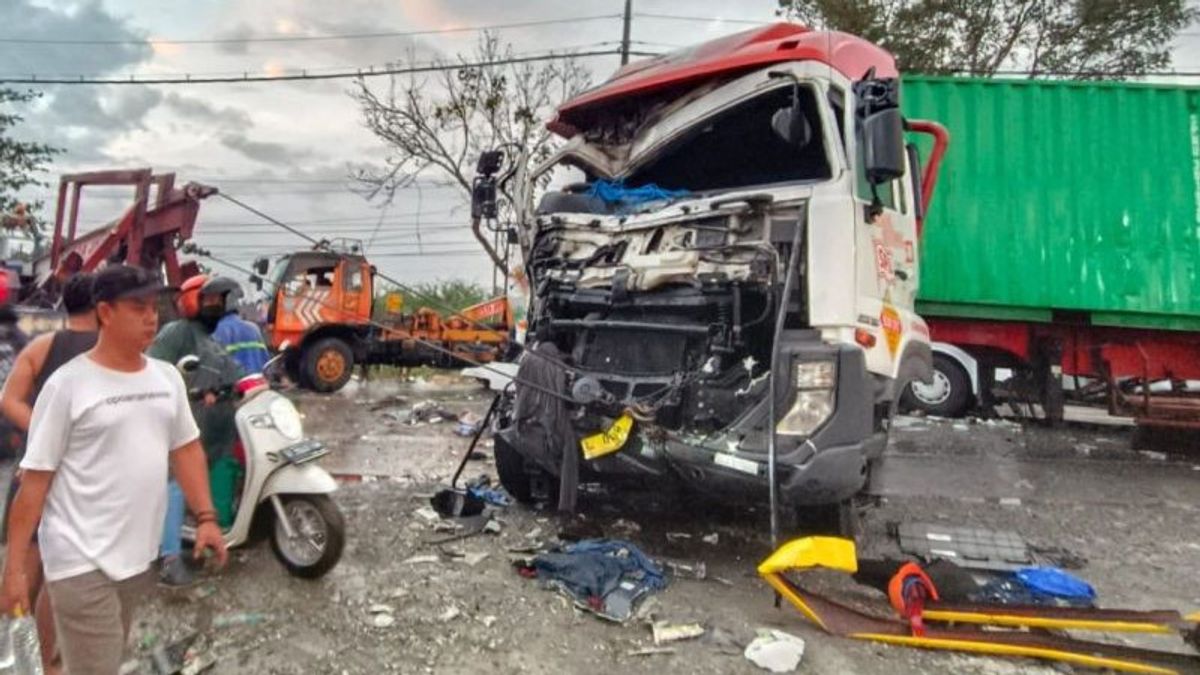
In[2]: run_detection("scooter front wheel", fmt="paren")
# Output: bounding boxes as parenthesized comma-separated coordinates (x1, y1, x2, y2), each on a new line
(269, 494, 345, 578)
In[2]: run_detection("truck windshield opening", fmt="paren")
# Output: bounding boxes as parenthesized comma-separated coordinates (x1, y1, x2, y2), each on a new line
(626, 84, 831, 193)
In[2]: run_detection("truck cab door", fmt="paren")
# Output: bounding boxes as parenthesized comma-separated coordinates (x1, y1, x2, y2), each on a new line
(851, 78, 921, 378)
(338, 258, 368, 322)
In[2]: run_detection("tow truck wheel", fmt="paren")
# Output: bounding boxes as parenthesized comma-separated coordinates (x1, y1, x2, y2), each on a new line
(303, 338, 354, 392)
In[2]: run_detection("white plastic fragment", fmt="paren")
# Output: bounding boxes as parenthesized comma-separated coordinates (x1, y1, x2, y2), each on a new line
(744, 629, 806, 673)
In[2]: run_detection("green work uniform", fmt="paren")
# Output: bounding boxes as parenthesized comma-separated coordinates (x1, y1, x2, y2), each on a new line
(148, 319, 244, 528)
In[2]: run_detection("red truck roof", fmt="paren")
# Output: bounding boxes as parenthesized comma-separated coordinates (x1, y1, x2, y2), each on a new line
(551, 23, 897, 137)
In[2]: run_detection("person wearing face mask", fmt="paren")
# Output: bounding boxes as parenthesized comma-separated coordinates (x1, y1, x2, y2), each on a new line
(205, 277, 270, 375)
(147, 274, 242, 587)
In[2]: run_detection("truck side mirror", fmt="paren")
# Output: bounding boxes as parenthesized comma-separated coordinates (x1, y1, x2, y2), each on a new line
(472, 150, 503, 221)
(863, 108, 905, 184)
(767, 71, 812, 150)
(770, 107, 812, 149)
(253, 257, 269, 275)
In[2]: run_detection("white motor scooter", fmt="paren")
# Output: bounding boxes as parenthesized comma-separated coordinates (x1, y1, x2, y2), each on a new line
(177, 350, 345, 578)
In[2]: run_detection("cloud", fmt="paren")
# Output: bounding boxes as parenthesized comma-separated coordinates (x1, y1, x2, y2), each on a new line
(162, 93, 253, 132)
(2, 1, 160, 166)
(214, 23, 256, 56)
(220, 133, 313, 165)
(0, 0, 152, 78)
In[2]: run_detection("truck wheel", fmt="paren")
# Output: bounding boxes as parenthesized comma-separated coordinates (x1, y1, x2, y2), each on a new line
(902, 354, 972, 417)
(269, 495, 345, 579)
(494, 436, 534, 504)
(302, 338, 354, 392)
(493, 435, 559, 506)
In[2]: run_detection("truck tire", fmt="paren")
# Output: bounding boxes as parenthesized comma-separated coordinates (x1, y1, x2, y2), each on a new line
(494, 435, 534, 504)
(494, 436, 559, 506)
(902, 354, 972, 417)
(302, 338, 354, 393)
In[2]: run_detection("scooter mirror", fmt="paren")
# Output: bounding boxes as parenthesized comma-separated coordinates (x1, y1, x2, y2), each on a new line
(176, 355, 201, 374)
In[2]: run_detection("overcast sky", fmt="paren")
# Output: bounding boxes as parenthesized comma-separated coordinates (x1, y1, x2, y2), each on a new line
(3, 0, 1198, 290)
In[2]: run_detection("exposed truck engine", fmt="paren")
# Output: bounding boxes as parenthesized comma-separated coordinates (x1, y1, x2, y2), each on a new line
(484, 24, 947, 525)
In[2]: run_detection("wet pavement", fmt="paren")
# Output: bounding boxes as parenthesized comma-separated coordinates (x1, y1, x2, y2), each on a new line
(3, 373, 1199, 674)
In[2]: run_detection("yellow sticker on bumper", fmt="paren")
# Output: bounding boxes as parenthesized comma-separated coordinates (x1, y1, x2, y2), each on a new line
(580, 413, 634, 460)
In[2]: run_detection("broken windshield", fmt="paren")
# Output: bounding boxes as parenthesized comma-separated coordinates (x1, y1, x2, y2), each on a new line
(623, 84, 831, 193)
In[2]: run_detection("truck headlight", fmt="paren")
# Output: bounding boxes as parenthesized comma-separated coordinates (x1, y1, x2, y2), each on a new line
(777, 361, 836, 436)
(268, 397, 304, 441)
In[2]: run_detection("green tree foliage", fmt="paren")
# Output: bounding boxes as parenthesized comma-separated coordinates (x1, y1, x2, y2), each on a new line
(0, 89, 60, 225)
(373, 279, 490, 318)
(778, 0, 1197, 78)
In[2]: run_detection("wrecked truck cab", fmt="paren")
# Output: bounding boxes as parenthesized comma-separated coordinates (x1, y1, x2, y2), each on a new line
(490, 24, 941, 517)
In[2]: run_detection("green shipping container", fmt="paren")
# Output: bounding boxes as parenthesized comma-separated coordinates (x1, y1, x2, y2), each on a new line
(902, 76, 1200, 332)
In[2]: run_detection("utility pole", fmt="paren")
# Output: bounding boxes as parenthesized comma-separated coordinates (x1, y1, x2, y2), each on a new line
(620, 0, 633, 65)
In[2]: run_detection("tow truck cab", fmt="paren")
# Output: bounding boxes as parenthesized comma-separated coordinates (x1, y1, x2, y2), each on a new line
(492, 24, 947, 512)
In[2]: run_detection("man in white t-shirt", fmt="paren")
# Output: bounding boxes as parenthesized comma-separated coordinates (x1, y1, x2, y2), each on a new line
(1, 265, 228, 675)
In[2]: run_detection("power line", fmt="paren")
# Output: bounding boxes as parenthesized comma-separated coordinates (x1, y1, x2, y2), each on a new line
(0, 14, 622, 46)
(632, 13, 770, 25)
(0, 48, 620, 85)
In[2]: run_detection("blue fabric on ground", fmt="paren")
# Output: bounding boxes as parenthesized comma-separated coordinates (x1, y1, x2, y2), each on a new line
(1015, 566, 1096, 601)
(585, 180, 690, 209)
(467, 484, 511, 507)
(561, 538, 667, 590)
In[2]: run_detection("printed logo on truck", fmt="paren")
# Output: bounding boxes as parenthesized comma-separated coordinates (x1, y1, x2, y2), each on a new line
(880, 304, 903, 357)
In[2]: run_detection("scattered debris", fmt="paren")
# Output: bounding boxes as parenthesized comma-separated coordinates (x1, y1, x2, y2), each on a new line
(368, 604, 394, 614)
(179, 653, 217, 675)
(651, 621, 705, 645)
(403, 554, 441, 565)
(438, 606, 462, 623)
(372, 613, 396, 628)
(455, 411, 484, 437)
(465, 476, 511, 507)
(666, 532, 692, 543)
(701, 533, 719, 545)
(661, 558, 707, 580)
(483, 519, 503, 535)
(610, 518, 642, 537)
(744, 629, 806, 672)
(479, 615, 497, 628)
(459, 551, 490, 567)
(519, 539, 668, 622)
(1139, 450, 1168, 461)
(187, 585, 216, 602)
(999, 497, 1023, 507)
(896, 522, 1032, 571)
(212, 612, 271, 629)
(414, 507, 441, 523)
(525, 526, 543, 540)
(626, 647, 677, 657)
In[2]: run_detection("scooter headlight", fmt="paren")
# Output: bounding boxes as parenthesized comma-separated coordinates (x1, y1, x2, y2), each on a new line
(776, 360, 836, 436)
(268, 398, 303, 441)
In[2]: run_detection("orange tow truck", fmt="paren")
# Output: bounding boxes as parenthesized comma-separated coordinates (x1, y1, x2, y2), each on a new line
(255, 241, 510, 392)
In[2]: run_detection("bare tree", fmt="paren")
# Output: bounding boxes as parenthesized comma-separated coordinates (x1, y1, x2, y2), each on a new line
(778, 0, 1197, 78)
(352, 33, 592, 267)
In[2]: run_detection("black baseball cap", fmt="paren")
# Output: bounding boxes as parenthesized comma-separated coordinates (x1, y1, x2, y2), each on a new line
(91, 264, 174, 303)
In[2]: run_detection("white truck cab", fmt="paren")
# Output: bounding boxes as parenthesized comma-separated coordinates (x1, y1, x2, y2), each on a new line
(479, 24, 946, 516)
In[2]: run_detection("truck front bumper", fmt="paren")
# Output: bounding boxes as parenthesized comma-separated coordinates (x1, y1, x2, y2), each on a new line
(652, 343, 875, 506)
